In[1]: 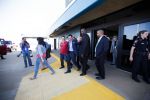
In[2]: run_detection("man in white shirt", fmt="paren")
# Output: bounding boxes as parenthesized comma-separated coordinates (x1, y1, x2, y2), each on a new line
(95, 29, 109, 80)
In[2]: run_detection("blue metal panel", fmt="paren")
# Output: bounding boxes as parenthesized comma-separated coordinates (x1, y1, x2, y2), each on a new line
(50, 0, 103, 34)
(64, 26, 80, 37)
(58, 26, 80, 38)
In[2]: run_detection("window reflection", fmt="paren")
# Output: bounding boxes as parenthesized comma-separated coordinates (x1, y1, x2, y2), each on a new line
(123, 22, 150, 50)
(121, 21, 150, 69)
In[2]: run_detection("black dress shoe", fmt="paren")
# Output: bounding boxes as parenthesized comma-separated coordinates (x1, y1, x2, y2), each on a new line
(80, 73, 86, 76)
(132, 77, 140, 83)
(59, 66, 64, 69)
(1, 57, 6, 60)
(30, 65, 34, 66)
(96, 77, 105, 80)
(64, 70, 71, 74)
(143, 79, 150, 84)
(95, 73, 100, 76)
(86, 65, 90, 70)
(77, 68, 81, 71)
(145, 80, 150, 84)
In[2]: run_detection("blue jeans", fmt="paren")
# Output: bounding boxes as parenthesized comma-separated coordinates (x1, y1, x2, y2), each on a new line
(34, 58, 55, 78)
(23, 52, 32, 67)
(69, 51, 81, 69)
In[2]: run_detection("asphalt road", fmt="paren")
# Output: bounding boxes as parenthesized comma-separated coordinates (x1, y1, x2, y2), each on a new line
(0, 52, 34, 100)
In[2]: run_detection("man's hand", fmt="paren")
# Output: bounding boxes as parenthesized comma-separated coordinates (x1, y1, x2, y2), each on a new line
(77, 36, 82, 42)
(129, 56, 133, 62)
(41, 58, 44, 63)
(148, 53, 150, 60)
(81, 54, 84, 58)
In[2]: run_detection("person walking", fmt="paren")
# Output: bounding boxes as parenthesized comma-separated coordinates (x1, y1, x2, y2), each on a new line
(129, 30, 150, 84)
(39, 38, 52, 70)
(30, 37, 55, 80)
(95, 29, 109, 80)
(79, 28, 90, 76)
(68, 34, 81, 71)
(20, 37, 33, 68)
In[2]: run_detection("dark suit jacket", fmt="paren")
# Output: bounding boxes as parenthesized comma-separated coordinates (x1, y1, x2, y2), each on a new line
(79, 33, 90, 57)
(96, 36, 109, 58)
(71, 38, 78, 54)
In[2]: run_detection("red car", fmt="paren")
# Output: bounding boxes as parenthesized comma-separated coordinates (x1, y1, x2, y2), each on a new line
(0, 38, 7, 56)
(5, 40, 13, 52)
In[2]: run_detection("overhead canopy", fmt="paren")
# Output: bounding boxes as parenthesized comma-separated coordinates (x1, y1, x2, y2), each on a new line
(49, 0, 142, 37)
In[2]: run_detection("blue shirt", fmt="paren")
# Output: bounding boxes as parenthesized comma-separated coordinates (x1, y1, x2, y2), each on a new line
(21, 42, 29, 54)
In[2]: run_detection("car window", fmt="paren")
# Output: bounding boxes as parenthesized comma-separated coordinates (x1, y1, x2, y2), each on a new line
(0, 39, 5, 45)
(5, 41, 12, 45)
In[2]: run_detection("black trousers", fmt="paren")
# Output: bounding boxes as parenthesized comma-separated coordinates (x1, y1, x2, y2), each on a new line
(60, 57, 65, 67)
(95, 55, 106, 78)
(80, 55, 89, 74)
(149, 60, 150, 78)
(132, 53, 149, 80)
(0, 55, 4, 59)
(60, 54, 71, 71)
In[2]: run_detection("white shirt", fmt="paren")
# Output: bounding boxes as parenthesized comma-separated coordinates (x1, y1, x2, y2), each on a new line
(95, 35, 103, 55)
(69, 40, 73, 51)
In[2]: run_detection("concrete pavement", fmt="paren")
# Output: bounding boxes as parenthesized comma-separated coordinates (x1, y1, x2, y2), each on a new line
(0, 51, 150, 100)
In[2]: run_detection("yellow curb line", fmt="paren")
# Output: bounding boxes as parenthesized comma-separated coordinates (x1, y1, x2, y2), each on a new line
(50, 53, 125, 100)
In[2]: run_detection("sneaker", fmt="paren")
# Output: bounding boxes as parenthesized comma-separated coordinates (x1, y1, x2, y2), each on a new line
(51, 72, 55, 75)
(41, 67, 47, 70)
(30, 77, 36, 80)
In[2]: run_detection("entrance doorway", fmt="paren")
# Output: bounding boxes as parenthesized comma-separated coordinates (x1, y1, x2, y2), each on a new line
(92, 25, 119, 63)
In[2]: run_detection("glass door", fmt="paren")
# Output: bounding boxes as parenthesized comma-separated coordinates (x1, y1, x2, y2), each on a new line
(121, 22, 150, 71)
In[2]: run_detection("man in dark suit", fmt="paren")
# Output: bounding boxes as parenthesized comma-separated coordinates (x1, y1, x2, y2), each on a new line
(95, 29, 109, 80)
(67, 34, 81, 72)
(79, 28, 90, 76)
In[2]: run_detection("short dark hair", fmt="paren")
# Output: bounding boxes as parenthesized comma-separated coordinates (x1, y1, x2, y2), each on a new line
(22, 37, 25, 40)
(37, 37, 44, 41)
(37, 37, 46, 47)
(68, 34, 73, 37)
(137, 30, 148, 37)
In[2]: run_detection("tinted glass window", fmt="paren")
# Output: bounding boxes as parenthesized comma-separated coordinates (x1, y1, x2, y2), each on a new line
(121, 22, 150, 69)
(123, 22, 150, 50)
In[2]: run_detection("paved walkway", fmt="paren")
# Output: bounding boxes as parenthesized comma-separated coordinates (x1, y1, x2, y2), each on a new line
(15, 53, 124, 100)
(0, 51, 150, 100)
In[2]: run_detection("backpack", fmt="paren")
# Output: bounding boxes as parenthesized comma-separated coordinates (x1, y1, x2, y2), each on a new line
(45, 43, 51, 59)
